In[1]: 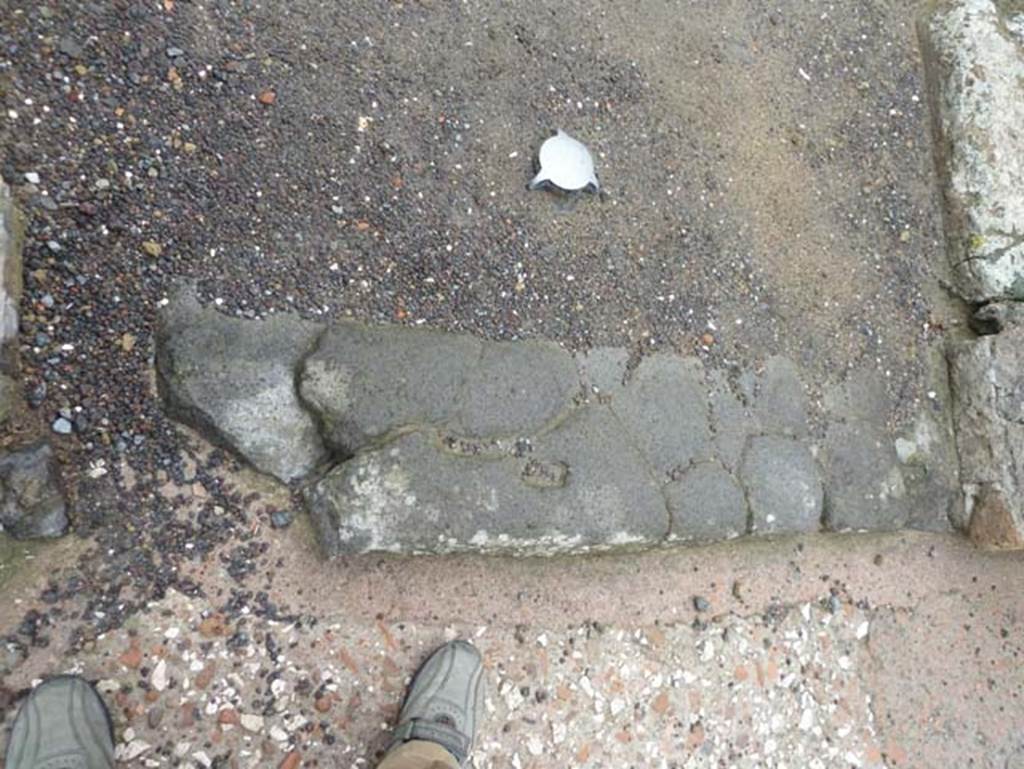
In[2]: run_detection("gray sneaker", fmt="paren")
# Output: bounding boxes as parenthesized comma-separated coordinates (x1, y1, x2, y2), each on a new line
(4, 675, 115, 769)
(388, 640, 485, 766)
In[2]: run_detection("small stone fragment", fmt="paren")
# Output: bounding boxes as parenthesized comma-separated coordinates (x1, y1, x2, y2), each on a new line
(118, 644, 143, 669)
(51, 417, 73, 435)
(142, 241, 163, 258)
(240, 713, 265, 733)
(218, 708, 240, 726)
(151, 659, 168, 692)
(259, 90, 277, 105)
(314, 696, 332, 713)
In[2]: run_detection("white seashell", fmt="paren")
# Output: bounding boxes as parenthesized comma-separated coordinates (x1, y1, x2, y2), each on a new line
(528, 129, 599, 193)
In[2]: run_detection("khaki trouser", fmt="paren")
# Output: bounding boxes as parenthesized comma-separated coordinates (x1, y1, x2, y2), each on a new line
(377, 740, 459, 769)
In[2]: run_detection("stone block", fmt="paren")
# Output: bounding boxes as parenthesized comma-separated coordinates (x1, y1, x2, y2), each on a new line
(156, 287, 328, 483)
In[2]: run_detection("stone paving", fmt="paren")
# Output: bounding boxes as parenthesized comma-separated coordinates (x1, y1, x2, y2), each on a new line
(157, 287, 958, 556)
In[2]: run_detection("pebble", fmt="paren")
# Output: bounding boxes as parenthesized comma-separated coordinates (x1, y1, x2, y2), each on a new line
(52, 417, 73, 435)
(279, 751, 301, 769)
(240, 713, 265, 732)
(151, 659, 169, 692)
(147, 707, 164, 729)
(270, 510, 294, 529)
(23, 172, 40, 185)
(166, 47, 185, 58)
(693, 595, 711, 612)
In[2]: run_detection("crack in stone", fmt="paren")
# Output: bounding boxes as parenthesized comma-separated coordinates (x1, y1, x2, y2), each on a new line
(604, 401, 674, 542)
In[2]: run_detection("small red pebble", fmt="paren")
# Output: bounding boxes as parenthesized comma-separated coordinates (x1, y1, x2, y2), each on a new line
(279, 750, 301, 769)
(118, 644, 143, 669)
(217, 708, 240, 726)
(701, 333, 715, 347)
(258, 90, 276, 105)
(314, 696, 332, 713)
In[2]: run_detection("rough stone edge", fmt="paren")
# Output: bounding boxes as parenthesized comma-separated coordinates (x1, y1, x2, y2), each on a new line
(918, 0, 1024, 303)
(153, 284, 331, 484)
(0, 182, 69, 540)
(0, 181, 25, 373)
(947, 332, 1024, 548)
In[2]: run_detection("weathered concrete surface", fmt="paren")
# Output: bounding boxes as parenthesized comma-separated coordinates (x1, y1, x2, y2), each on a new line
(156, 288, 328, 483)
(5, 521, 1024, 769)
(922, 0, 1024, 301)
(157, 291, 960, 556)
(949, 324, 1024, 547)
(0, 443, 67, 540)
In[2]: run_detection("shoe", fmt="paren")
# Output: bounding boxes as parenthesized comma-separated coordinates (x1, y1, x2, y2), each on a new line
(4, 675, 115, 769)
(388, 640, 485, 766)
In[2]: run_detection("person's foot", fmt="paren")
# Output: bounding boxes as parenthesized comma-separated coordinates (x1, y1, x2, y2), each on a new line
(388, 640, 485, 766)
(4, 675, 115, 769)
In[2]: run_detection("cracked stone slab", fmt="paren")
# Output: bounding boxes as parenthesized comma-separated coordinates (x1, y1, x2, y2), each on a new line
(156, 287, 328, 483)
(304, 407, 669, 556)
(740, 436, 823, 535)
(301, 324, 579, 452)
(922, 0, 1024, 301)
(949, 325, 1024, 547)
(610, 354, 711, 478)
(823, 421, 909, 532)
(155, 289, 959, 556)
(665, 462, 747, 543)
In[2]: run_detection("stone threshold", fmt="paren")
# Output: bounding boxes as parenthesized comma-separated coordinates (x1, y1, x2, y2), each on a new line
(156, 286, 958, 557)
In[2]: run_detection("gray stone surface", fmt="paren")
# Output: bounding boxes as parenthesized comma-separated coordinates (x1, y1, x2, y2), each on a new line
(665, 462, 747, 543)
(0, 181, 23, 371)
(922, 0, 1024, 302)
(301, 324, 578, 451)
(0, 443, 67, 539)
(0, 372, 18, 425)
(457, 340, 580, 437)
(157, 289, 960, 555)
(949, 326, 1024, 547)
(610, 354, 711, 477)
(706, 370, 755, 474)
(740, 436, 823, 535)
(305, 407, 669, 556)
(575, 347, 629, 398)
(156, 288, 328, 483)
(754, 356, 809, 438)
(823, 421, 908, 532)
